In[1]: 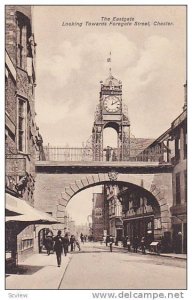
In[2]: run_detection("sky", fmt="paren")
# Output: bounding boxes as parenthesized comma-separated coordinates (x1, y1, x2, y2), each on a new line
(32, 5, 186, 224)
(34, 5, 186, 146)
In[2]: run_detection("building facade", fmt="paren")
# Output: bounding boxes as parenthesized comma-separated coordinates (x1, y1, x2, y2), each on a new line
(119, 185, 162, 248)
(137, 84, 187, 253)
(104, 184, 123, 243)
(170, 86, 187, 253)
(5, 5, 43, 265)
(92, 192, 105, 241)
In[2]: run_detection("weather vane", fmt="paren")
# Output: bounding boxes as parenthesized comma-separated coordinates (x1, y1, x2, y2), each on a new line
(107, 51, 112, 76)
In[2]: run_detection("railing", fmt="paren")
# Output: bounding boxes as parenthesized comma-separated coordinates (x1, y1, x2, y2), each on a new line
(37, 146, 168, 163)
(43, 146, 93, 162)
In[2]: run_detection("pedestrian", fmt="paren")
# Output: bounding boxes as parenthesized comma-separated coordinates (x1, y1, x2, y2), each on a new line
(75, 237, 81, 251)
(70, 235, 75, 252)
(106, 235, 109, 246)
(175, 231, 182, 254)
(63, 233, 70, 256)
(122, 236, 127, 248)
(141, 236, 146, 254)
(53, 230, 63, 267)
(109, 235, 114, 252)
(133, 236, 139, 253)
(105, 146, 112, 161)
(45, 232, 53, 255)
(126, 236, 131, 252)
(80, 233, 84, 243)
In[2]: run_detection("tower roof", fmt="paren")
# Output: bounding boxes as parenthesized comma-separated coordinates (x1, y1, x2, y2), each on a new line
(104, 75, 121, 87)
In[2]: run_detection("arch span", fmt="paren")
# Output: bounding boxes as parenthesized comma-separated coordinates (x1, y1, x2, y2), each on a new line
(56, 172, 172, 233)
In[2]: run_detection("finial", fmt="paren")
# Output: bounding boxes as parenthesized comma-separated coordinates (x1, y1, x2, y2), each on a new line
(183, 81, 187, 111)
(107, 51, 112, 76)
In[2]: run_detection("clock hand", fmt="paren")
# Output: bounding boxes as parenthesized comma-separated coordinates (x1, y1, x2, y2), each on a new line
(112, 100, 119, 105)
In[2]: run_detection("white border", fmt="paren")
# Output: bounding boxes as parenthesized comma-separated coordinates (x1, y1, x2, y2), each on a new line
(1, 1, 191, 299)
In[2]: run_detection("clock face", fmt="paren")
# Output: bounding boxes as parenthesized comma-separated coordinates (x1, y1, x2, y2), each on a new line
(103, 96, 121, 113)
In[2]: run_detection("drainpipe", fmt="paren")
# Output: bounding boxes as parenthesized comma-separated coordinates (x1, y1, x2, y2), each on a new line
(181, 222, 184, 254)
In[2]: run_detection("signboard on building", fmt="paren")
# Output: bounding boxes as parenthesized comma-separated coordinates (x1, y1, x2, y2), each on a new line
(6, 158, 26, 176)
(154, 218, 162, 230)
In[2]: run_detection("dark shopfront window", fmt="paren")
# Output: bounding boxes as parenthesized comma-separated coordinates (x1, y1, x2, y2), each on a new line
(126, 216, 154, 247)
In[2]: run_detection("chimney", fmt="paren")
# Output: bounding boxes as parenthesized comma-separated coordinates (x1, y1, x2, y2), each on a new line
(183, 81, 187, 111)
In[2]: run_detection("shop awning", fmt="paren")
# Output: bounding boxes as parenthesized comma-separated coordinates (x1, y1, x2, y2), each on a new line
(5, 193, 60, 224)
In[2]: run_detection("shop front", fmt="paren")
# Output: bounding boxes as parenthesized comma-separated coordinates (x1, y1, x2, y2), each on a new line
(171, 215, 187, 254)
(119, 186, 165, 249)
(123, 215, 154, 247)
(5, 193, 59, 271)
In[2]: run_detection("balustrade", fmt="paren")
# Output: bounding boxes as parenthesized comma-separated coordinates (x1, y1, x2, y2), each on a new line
(37, 145, 166, 162)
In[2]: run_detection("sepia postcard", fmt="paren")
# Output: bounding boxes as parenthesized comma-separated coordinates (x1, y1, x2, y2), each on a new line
(4, 3, 189, 298)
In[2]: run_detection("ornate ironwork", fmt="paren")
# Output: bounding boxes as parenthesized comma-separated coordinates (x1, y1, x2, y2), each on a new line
(39, 144, 167, 162)
(94, 104, 102, 121)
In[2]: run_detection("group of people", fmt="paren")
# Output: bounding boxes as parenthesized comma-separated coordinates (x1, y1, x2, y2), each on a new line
(105, 235, 146, 254)
(105, 235, 114, 252)
(80, 233, 89, 243)
(124, 235, 146, 254)
(45, 230, 82, 267)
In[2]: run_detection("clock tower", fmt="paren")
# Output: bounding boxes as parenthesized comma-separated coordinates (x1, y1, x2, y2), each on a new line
(92, 73, 130, 161)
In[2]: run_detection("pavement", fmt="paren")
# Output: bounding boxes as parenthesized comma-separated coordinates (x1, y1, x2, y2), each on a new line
(111, 243, 187, 260)
(6, 251, 72, 290)
(5, 243, 187, 290)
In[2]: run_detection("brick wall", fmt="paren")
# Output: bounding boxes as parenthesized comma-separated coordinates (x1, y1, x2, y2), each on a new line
(5, 73, 17, 126)
(5, 6, 17, 66)
(5, 5, 39, 262)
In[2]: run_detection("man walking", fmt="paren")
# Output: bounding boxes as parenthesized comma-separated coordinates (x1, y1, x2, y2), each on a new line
(63, 233, 70, 256)
(126, 236, 131, 252)
(133, 236, 139, 253)
(70, 235, 76, 252)
(53, 230, 63, 267)
(45, 232, 53, 255)
(141, 236, 146, 254)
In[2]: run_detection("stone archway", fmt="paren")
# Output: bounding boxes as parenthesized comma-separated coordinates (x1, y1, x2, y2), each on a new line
(56, 172, 172, 234)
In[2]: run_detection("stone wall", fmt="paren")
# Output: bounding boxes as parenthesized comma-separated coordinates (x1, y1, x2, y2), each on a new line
(34, 170, 173, 236)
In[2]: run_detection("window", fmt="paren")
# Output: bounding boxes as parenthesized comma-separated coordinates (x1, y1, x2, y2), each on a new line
(17, 18, 27, 69)
(175, 138, 180, 161)
(16, 12, 31, 69)
(184, 170, 187, 203)
(175, 173, 181, 205)
(18, 98, 26, 152)
(184, 130, 187, 159)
